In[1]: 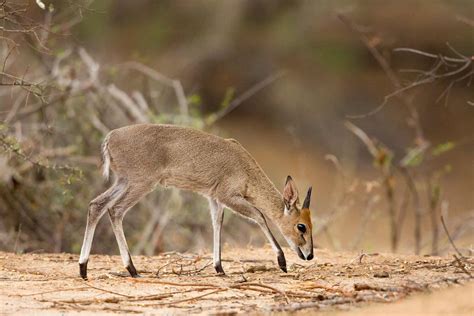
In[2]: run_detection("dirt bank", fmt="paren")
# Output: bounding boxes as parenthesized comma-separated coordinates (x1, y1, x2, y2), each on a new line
(0, 247, 472, 314)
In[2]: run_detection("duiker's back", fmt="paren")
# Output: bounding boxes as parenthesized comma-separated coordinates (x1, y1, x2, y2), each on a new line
(106, 124, 268, 196)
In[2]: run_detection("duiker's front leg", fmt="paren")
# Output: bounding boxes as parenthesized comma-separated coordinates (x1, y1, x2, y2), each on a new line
(223, 196, 287, 273)
(208, 198, 225, 274)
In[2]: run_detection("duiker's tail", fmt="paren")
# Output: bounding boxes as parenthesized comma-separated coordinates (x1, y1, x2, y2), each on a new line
(101, 132, 112, 181)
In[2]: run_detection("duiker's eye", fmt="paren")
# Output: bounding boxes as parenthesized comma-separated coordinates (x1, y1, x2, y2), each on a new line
(297, 224, 306, 233)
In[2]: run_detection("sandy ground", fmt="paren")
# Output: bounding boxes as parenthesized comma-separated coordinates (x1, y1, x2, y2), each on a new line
(0, 247, 472, 315)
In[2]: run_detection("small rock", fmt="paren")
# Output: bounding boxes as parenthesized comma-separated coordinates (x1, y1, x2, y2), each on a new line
(373, 271, 389, 278)
(280, 273, 297, 278)
(245, 265, 270, 273)
(354, 283, 372, 291)
(235, 274, 247, 283)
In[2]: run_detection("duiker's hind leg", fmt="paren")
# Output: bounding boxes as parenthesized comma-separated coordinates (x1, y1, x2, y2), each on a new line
(79, 180, 127, 279)
(107, 182, 153, 277)
(208, 198, 225, 274)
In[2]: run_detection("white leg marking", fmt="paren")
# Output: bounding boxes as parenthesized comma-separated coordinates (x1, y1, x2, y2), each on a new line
(208, 198, 224, 269)
(79, 182, 126, 264)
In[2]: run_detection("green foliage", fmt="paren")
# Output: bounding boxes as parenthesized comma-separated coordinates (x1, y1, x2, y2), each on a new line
(373, 146, 393, 174)
(220, 87, 235, 109)
(187, 94, 202, 107)
(431, 142, 455, 156)
(403, 147, 425, 167)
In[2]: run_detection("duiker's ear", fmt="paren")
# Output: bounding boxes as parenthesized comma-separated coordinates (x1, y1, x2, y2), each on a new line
(283, 175, 299, 210)
(303, 186, 312, 209)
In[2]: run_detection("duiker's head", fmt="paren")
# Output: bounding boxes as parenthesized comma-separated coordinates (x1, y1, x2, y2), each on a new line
(279, 176, 314, 261)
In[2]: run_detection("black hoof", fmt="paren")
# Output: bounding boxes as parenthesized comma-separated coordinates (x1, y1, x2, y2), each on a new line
(79, 262, 88, 280)
(214, 263, 225, 275)
(277, 253, 287, 273)
(126, 264, 139, 278)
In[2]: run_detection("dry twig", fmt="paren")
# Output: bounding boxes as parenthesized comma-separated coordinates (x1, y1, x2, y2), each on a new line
(440, 215, 465, 258)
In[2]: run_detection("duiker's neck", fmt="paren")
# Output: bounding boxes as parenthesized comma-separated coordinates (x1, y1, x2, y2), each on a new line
(252, 182, 285, 222)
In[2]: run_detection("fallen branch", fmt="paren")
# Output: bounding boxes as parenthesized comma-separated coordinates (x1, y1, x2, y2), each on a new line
(149, 288, 226, 307)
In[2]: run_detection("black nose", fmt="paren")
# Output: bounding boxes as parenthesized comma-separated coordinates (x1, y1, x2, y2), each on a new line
(306, 253, 314, 260)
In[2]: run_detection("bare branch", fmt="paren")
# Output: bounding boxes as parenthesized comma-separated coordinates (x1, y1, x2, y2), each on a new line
(107, 84, 148, 123)
(207, 70, 286, 125)
(456, 15, 474, 28)
(394, 48, 469, 63)
(344, 121, 378, 157)
(119, 61, 189, 117)
(339, 13, 472, 126)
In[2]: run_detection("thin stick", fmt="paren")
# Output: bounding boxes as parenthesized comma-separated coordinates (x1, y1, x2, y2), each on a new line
(207, 70, 286, 125)
(131, 279, 220, 288)
(132, 278, 290, 303)
(303, 284, 354, 297)
(84, 282, 136, 298)
(452, 255, 472, 278)
(173, 260, 212, 276)
(151, 288, 226, 306)
(13, 286, 90, 297)
(39, 287, 217, 306)
(440, 215, 464, 258)
(394, 48, 468, 63)
(232, 282, 290, 303)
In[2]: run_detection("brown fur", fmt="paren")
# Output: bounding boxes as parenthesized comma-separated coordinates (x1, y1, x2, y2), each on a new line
(106, 124, 288, 219)
(78, 123, 313, 279)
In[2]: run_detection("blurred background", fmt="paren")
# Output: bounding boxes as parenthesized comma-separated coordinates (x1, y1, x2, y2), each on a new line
(0, 0, 472, 257)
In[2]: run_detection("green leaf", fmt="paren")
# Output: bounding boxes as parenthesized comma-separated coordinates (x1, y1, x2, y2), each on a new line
(220, 87, 235, 109)
(187, 94, 202, 107)
(205, 113, 217, 126)
(432, 142, 455, 156)
(407, 153, 423, 167)
(402, 147, 424, 167)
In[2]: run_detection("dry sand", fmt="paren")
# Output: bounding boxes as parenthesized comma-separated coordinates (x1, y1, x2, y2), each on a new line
(0, 246, 472, 315)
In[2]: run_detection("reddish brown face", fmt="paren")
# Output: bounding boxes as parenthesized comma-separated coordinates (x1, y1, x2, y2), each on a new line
(300, 208, 313, 230)
(281, 176, 314, 261)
